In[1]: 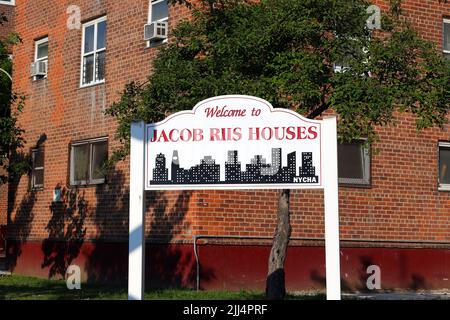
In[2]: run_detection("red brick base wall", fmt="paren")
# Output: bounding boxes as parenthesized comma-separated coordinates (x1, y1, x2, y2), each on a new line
(0, 181, 7, 227)
(6, 240, 450, 291)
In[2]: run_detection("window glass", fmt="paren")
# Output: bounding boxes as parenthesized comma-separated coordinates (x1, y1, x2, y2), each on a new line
(338, 142, 364, 179)
(439, 146, 450, 185)
(73, 144, 90, 182)
(338, 140, 370, 185)
(91, 141, 108, 180)
(96, 51, 106, 81)
(84, 24, 95, 53)
(37, 42, 48, 60)
(82, 18, 106, 86)
(444, 22, 450, 52)
(34, 149, 44, 168)
(31, 148, 45, 189)
(71, 139, 107, 185)
(33, 169, 44, 187)
(97, 20, 107, 50)
(83, 54, 95, 84)
(151, 0, 169, 22)
(33, 39, 48, 80)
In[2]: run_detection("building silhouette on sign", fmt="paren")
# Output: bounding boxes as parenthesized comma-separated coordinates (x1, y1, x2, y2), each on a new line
(225, 151, 241, 183)
(150, 148, 319, 185)
(169, 151, 220, 184)
(152, 153, 169, 182)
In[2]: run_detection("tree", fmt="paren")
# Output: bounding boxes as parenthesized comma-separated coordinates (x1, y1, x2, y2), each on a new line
(106, 0, 450, 299)
(0, 13, 26, 184)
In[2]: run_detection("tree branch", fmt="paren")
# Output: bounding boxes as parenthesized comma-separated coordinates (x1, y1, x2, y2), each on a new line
(307, 102, 330, 119)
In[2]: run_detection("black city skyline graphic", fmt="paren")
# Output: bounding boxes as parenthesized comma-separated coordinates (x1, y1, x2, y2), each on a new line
(150, 148, 319, 185)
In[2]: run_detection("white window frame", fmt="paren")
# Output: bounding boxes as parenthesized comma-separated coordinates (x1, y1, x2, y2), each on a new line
(70, 137, 108, 186)
(31, 147, 44, 190)
(333, 61, 351, 74)
(443, 18, 450, 59)
(33, 37, 49, 80)
(147, 0, 169, 48)
(338, 139, 371, 186)
(80, 16, 107, 88)
(438, 141, 450, 191)
(0, 0, 15, 6)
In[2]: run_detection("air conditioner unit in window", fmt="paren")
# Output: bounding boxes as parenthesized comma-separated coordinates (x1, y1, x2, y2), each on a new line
(144, 21, 168, 41)
(30, 60, 48, 77)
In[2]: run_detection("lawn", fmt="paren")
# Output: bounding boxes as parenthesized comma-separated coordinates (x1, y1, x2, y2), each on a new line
(0, 275, 324, 300)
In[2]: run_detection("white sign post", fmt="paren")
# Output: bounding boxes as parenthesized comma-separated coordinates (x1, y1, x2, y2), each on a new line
(128, 95, 341, 300)
(128, 121, 146, 300)
(322, 116, 341, 300)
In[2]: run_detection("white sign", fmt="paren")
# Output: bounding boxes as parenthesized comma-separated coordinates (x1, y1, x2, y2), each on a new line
(145, 96, 322, 190)
(128, 95, 341, 301)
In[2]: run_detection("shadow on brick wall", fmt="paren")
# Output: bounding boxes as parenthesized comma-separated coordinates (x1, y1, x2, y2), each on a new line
(7, 188, 36, 271)
(6, 135, 44, 271)
(310, 254, 431, 293)
(84, 169, 129, 284)
(144, 190, 214, 289)
(83, 169, 214, 289)
(41, 186, 87, 279)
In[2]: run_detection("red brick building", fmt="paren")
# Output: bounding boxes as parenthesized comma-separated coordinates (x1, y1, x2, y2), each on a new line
(1, 0, 450, 292)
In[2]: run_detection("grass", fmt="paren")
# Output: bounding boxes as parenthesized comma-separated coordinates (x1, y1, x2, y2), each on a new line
(0, 274, 325, 300)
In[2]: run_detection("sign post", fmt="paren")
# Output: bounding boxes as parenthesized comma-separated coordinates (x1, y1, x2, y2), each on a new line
(322, 116, 341, 300)
(128, 95, 341, 300)
(128, 121, 146, 300)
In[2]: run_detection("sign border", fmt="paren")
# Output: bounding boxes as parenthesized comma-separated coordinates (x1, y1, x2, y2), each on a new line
(144, 95, 323, 191)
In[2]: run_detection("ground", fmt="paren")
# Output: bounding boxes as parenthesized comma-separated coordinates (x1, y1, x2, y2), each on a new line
(0, 274, 314, 300)
(0, 274, 448, 300)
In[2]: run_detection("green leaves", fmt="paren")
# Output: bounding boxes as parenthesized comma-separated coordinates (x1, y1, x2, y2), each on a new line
(0, 94, 27, 184)
(107, 0, 450, 161)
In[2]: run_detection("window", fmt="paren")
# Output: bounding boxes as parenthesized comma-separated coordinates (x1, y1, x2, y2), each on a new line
(81, 16, 106, 87)
(148, 0, 169, 46)
(33, 37, 48, 80)
(333, 60, 351, 73)
(444, 19, 450, 61)
(439, 142, 450, 190)
(31, 147, 44, 190)
(338, 140, 370, 186)
(0, 0, 15, 5)
(332, 32, 370, 74)
(70, 138, 108, 185)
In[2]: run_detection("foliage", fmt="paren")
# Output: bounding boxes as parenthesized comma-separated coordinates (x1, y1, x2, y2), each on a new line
(0, 13, 27, 184)
(106, 0, 450, 163)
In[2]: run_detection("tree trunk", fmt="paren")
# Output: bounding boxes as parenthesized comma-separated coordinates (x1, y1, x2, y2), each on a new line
(266, 189, 291, 300)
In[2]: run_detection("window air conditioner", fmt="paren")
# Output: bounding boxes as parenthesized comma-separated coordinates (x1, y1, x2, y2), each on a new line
(30, 60, 48, 77)
(144, 21, 168, 41)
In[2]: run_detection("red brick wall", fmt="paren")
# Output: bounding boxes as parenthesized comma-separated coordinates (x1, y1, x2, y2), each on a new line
(0, 2, 14, 41)
(6, 0, 450, 252)
(7, 0, 192, 243)
(0, 168, 7, 227)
